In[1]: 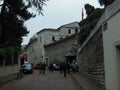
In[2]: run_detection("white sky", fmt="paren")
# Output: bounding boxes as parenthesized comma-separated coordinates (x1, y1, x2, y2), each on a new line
(23, 0, 102, 45)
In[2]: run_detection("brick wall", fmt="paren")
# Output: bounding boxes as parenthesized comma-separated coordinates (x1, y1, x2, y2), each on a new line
(77, 26, 105, 86)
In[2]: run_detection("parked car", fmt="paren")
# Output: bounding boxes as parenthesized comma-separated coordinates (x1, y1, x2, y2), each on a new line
(53, 63, 60, 70)
(33, 63, 40, 69)
(21, 63, 33, 74)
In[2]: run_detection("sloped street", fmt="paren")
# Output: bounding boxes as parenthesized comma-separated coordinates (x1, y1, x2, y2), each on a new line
(0, 70, 78, 90)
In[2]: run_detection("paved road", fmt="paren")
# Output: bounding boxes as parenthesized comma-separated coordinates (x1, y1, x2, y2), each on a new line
(0, 70, 77, 90)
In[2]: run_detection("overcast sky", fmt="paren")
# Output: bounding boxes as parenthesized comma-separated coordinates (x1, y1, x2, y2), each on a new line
(23, 0, 102, 45)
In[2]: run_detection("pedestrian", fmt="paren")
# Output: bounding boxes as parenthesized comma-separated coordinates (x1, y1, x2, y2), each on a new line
(59, 62, 63, 74)
(39, 62, 42, 74)
(49, 63, 54, 72)
(63, 61, 67, 77)
(41, 62, 46, 74)
(66, 62, 70, 74)
(71, 60, 78, 73)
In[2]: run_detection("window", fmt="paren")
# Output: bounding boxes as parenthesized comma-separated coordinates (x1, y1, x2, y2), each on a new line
(40, 37, 42, 42)
(68, 29, 71, 34)
(75, 28, 78, 33)
(115, 45, 120, 85)
(46, 57, 49, 66)
(52, 36, 55, 41)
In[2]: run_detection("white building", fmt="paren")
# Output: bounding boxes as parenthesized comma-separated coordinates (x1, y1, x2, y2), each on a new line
(102, 0, 120, 90)
(25, 22, 80, 64)
(25, 34, 40, 64)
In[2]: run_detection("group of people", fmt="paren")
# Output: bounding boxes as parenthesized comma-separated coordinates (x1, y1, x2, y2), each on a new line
(38, 60, 79, 77)
(59, 61, 70, 77)
(59, 60, 79, 77)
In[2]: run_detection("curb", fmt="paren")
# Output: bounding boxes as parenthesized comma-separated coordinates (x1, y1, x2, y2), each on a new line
(0, 72, 24, 86)
(70, 73, 83, 90)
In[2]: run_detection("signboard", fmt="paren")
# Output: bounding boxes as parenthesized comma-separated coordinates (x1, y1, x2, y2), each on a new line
(23, 54, 27, 61)
(103, 22, 108, 32)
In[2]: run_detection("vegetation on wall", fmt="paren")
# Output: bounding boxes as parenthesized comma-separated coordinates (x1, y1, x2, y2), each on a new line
(78, 4, 104, 44)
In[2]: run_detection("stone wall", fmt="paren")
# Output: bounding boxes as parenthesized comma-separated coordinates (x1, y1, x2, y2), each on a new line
(0, 73, 18, 85)
(77, 26, 105, 86)
(0, 65, 20, 85)
(44, 34, 76, 64)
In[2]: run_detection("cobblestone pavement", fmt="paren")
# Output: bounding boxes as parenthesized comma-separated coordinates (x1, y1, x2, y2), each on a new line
(0, 70, 77, 90)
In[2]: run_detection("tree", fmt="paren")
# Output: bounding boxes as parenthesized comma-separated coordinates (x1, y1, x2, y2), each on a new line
(84, 4, 95, 16)
(0, 0, 48, 46)
(78, 4, 104, 44)
(0, 0, 48, 16)
(0, 0, 35, 46)
(26, 0, 48, 15)
(98, 0, 115, 7)
(0, 0, 48, 64)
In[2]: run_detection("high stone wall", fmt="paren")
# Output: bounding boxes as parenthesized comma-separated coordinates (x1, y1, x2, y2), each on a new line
(77, 26, 105, 86)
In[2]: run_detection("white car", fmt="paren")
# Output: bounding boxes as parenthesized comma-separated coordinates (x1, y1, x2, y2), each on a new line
(21, 63, 33, 74)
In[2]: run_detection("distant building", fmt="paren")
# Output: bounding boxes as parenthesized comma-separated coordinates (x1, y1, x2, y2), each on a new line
(25, 34, 39, 64)
(44, 34, 77, 65)
(25, 22, 80, 64)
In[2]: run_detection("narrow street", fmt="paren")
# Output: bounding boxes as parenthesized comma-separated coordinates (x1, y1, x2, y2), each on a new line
(0, 70, 78, 90)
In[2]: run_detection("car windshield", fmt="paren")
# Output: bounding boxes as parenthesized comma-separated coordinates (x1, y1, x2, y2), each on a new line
(23, 63, 32, 69)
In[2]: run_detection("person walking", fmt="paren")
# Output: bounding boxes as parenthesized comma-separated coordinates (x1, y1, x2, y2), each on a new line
(41, 62, 46, 74)
(63, 61, 67, 77)
(66, 62, 70, 74)
(59, 62, 63, 74)
(39, 62, 42, 74)
(49, 63, 54, 72)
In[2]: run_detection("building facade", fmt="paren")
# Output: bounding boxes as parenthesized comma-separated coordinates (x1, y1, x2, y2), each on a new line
(25, 35, 40, 64)
(44, 34, 77, 65)
(25, 22, 80, 64)
(102, 0, 120, 90)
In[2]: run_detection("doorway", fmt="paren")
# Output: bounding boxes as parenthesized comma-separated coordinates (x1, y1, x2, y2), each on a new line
(46, 57, 49, 66)
(115, 45, 120, 89)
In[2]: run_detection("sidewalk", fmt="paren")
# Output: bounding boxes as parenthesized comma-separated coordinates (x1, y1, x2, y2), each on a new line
(71, 72, 105, 90)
